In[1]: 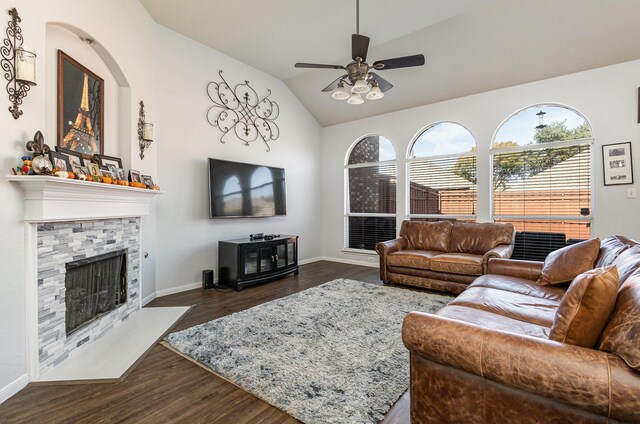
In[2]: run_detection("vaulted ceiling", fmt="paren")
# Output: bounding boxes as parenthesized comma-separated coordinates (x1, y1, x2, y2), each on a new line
(141, 0, 640, 126)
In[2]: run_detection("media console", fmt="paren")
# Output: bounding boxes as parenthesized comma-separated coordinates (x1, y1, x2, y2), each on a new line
(218, 235, 299, 291)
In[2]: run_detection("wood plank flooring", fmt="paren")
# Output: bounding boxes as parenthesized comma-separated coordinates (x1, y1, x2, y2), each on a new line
(0, 261, 410, 424)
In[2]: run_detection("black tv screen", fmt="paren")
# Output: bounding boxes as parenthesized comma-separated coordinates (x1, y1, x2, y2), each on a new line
(208, 158, 286, 218)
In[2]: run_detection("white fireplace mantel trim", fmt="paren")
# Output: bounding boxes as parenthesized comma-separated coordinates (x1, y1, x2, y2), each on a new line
(8, 175, 163, 222)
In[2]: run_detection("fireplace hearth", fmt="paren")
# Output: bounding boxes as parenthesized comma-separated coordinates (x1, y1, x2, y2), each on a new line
(65, 249, 128, 335)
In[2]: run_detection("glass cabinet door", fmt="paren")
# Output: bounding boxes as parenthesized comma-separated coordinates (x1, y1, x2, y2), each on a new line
(276, 243, 286, 269)
(241, 247, 259, 276)
(259, 246, 274, 273)
(287, 240, 296, 266)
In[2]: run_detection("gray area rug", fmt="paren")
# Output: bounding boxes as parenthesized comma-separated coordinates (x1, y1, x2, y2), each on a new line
(164, 279, 451, 424)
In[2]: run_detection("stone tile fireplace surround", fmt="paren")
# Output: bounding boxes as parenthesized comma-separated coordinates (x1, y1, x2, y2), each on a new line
(37, 218, 140, 374)
(8, 176, 162, 380)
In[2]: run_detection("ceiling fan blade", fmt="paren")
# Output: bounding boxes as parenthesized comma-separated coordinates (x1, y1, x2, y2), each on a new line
(369, 72, 393, 92)
(295, 63, 346, 70)
(352, 34, 370, 61)
(373, 54, 425, 70)
(321, 75, 348, 92)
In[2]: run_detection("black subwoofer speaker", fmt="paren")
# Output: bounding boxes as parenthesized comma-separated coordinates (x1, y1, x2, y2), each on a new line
(202, 269, 214, 289)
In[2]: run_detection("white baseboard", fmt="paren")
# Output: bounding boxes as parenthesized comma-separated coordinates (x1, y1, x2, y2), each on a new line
(298, 257, 323, 265)
(156, 282, 203, 298)
(0, 373, 28, 405)
(142, 292, 157, 306)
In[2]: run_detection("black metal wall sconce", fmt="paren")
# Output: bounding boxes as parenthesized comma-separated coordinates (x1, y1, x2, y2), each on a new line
(138, 100, 154, 159)
(1, 8, 36, 119)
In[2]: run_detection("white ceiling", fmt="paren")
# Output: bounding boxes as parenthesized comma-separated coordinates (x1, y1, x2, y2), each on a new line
(141, 0, 640, 127)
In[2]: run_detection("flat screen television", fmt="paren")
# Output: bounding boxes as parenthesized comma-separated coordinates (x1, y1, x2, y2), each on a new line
(208, 158, 286, 218)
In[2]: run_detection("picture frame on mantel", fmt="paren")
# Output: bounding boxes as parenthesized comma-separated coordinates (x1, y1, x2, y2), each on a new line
(602, 142, 634, 186)
(57, 50, 104, 160)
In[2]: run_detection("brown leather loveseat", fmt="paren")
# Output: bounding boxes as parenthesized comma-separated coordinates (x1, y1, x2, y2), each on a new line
(376, 220, 515, 294)
(403, 235, 640, 423)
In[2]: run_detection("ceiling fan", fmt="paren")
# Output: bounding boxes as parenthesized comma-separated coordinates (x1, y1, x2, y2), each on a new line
(294, 0, 425, 104)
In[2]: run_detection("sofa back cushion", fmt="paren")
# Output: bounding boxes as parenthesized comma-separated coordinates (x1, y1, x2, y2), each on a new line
(448, 222, 515, 255)
(537, 238, 600, 286)
(598, 271, 640, 370)
(399, 220, 453, 252)
(610, 245, 640, 286)
(595, 235, 638, 268)
(549, 265, 619, 348)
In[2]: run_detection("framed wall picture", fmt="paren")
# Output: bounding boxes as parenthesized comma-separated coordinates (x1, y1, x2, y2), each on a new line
(55, 146, 85, 167)
(49, 151, 71, 172)
(87, 162, 101, 177)
(57, 50, 104, 159)
(602, 142, 634, 185)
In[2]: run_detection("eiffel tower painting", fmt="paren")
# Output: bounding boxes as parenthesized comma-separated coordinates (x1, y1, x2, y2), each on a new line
(58, 51, 104, 156)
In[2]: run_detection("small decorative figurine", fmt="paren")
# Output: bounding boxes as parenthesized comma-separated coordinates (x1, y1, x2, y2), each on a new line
(25, 130, 52, 174)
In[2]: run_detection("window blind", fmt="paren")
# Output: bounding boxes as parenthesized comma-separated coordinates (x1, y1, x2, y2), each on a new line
(348, 164, 396, 214)
(408, 156, 476, 216)
(347, 216, 396, 251)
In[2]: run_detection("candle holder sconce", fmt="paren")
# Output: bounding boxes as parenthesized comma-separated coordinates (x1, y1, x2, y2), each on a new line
(1, 8, 36, 119)
(138, 100, 154, 160)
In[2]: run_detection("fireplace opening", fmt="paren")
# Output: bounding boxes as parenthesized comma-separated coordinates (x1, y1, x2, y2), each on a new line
(65, 249, 127, 335)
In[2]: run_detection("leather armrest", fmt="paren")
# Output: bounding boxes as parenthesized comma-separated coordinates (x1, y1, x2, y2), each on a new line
(487, 258, 543, 281)
(375, 238, 407, 256)
(402, 312, 614, 417)
(375, 238, 407, 281)
(481, 244, 514, 273)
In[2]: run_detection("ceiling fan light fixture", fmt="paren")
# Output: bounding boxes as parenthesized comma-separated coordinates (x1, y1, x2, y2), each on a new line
(347, 92, 364, 105)
(351, 77, 370, 94)
(331, 82, 350, 100)
(366, 84, 384, 100)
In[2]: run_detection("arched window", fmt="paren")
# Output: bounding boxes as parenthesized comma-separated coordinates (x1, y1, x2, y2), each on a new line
(345, 135, 396, 251)
(491, 104, 593, 260)
(407, 122, 477, 221)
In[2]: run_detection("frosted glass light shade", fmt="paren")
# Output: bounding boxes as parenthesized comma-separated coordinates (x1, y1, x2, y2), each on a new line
(347, 92, 364, 105)
(15, 47, 36, 85)
(351, 78, 370, 94)
(366, 85, 384, 100)
(331, 83, 350, 100)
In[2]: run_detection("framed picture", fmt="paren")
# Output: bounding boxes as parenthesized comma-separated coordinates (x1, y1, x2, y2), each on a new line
(100, 169, 113, 178)
(57, 50, 104, 159)
(603, 142, 634, 185)
(87, 162, 101, 177)
(116, 168, 125, 180)
(72, 165, 88, 176)
(141, 175, 155, 188)
(102, 165, 118, 179)
(49, 151, 71, 171)
(129, 169, 142, 183)
(94, 154, 123, 169)
(55, 146, 85, 167)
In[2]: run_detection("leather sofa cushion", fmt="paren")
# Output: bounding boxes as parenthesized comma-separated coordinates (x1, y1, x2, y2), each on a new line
(437, 305, 551, 339)
(611, 245, 640, 285)
(550, 265, 619, 348)
(449, 287, 558, 327)
(386, 250, 441, 269)
(471, 274, 566, 302)
(449, 221, 515, 255)
(430, 253, 484, 276)
(598, 271, 640, 370)
(595, 235, 637, 268)
(537, 238, 600, 286)
(399, 220, 453, 252)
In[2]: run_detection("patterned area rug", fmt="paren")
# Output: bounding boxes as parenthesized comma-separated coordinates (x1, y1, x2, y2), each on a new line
(163, 279, 451, 424)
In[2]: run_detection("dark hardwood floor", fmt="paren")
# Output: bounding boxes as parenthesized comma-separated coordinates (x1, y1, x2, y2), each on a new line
(0, 261, 410, 424)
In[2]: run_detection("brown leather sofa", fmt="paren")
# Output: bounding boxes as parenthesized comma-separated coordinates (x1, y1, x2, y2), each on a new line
(403, 235, 640, 423)
(376, 220, 515, 294)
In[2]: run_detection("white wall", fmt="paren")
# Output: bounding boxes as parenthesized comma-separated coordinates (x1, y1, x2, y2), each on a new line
(321, 59, 640, 263)
(153, 26, 323, 294)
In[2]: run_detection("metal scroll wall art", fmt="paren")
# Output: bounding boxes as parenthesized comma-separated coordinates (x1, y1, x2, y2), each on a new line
(206, 70, 280, 152)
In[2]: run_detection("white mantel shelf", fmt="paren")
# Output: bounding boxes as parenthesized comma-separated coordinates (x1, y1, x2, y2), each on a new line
(8, 175, 164, 222)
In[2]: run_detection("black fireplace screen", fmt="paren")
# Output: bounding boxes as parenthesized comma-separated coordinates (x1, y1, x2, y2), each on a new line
(65, 249, 127, 335)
